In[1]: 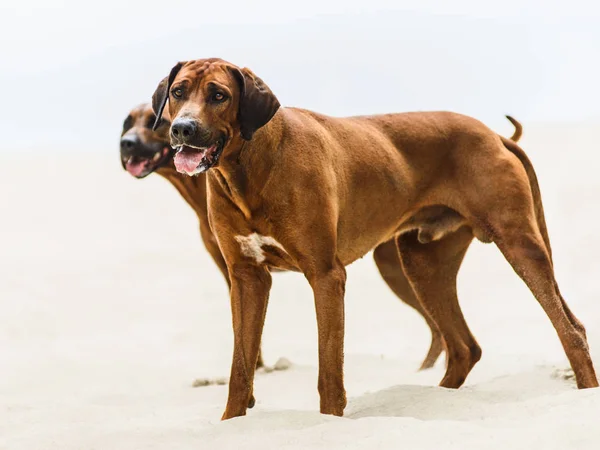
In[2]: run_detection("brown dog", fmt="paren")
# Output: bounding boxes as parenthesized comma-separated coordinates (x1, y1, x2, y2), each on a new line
(120, 103, 523, 373)
(151, 58, 597, 420)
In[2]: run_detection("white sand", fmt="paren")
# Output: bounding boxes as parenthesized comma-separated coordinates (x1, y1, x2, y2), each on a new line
(2, 125, 600, 449)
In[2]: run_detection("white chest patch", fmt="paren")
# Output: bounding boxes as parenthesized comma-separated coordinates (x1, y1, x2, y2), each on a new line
(234, 233, 286, 263)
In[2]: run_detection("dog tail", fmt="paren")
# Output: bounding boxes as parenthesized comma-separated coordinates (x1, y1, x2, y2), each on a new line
(505, 115, 523, 142)
(500, 136, 553, 262)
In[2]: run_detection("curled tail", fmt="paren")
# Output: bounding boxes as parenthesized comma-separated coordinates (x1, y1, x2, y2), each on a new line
(500, 136, 552, 262)
(505, 115, 523, 142)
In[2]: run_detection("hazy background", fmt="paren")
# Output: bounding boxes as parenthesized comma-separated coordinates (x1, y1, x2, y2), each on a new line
(3, 2, 600, 447)
(1, 0, 599, 152)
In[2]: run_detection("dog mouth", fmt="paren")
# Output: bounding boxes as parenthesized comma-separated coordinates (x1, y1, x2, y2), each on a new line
(173, 139, 225, 176)
(123, 146, 171, 178)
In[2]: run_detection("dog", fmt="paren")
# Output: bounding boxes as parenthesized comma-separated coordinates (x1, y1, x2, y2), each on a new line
(150, 58, 597, 420)
(120, 103, 524, 374)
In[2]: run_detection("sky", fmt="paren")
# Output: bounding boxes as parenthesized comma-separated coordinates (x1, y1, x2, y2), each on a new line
(1, 0, 599, 151)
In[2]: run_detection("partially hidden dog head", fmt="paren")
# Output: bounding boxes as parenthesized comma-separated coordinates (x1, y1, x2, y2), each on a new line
(151, 58, 280, 176)
(120, 103, 173, 178)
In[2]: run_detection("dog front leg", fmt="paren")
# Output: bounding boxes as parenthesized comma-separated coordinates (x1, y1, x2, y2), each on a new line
(306, 262, 347, 416)
(221, 263, 272, 420)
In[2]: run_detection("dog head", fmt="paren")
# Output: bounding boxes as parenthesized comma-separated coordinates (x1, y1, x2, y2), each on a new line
(120, 103, 173, 178)
(151, 58, 280, 176)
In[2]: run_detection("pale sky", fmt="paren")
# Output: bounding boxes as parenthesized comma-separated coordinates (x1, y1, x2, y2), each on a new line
(1, 0, 599, 151)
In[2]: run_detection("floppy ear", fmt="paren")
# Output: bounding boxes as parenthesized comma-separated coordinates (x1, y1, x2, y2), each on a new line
(152, 62, 185, 131)
(231, 67, 280, 140)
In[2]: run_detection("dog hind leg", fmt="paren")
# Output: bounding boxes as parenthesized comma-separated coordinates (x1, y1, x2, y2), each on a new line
(373, 240, 445, 370)
(397, 227, 480, 388)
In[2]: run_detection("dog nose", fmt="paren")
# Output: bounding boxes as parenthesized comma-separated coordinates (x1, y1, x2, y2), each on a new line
(120, 135, 140, 153)
(171, 118, 197, 141)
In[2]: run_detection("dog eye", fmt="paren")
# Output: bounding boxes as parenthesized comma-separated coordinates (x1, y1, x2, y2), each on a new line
(172, 88, 183, 99)
(212, 92, 226, 102)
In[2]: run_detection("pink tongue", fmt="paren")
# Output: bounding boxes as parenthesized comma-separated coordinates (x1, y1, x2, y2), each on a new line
(174, 150, 205, 174)
(126, 160, 147, 177)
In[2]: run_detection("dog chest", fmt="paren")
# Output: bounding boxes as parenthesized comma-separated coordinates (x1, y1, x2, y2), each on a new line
(232, 233, 299, 272)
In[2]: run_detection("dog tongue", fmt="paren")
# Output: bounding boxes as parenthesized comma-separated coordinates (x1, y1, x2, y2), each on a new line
(174, 150, 204, 174)
(125, 159, 147, 177)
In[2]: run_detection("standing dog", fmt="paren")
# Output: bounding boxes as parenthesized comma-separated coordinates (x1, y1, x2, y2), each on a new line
(151, 58, 597, 420)
(121, 103, 523, 374)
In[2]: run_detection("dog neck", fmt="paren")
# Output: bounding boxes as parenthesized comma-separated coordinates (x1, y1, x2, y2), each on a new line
(211, 110, 285, 215)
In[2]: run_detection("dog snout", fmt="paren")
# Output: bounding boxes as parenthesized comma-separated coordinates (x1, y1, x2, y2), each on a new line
(120, 135, 140, 154)
(171, 118, 197, 142)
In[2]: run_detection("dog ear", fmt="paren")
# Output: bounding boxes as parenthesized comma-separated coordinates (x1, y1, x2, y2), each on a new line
(231, 67, 280, 140)
(152, 62, 185, 131)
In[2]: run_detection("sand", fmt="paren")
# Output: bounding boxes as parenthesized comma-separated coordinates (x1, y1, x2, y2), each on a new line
(1, 124, 600, 449)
